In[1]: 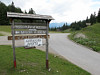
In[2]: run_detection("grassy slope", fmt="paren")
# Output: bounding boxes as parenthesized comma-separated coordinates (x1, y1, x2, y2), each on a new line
(0, 45, 90, 75)
(0, 26, 11, 36)
(0, 26, 11, 32)
(69, 23, 100, 52)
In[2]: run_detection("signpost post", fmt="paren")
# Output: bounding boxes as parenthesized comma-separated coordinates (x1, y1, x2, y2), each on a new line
(7, 12, 54, 69)
(46, 20, 50, 69)
(12, 19, 16, 68)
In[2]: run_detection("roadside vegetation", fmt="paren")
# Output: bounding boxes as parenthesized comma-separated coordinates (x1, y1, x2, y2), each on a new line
(69, 23, 100, 52)
(0, 45, 90, 75)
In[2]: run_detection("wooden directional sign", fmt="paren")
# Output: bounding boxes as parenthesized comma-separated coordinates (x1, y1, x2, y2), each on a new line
(8, 35, 50, 40)
(14, 25, 47, 29)
(14, 23, 47, 26)
(14, 30, 46, 34)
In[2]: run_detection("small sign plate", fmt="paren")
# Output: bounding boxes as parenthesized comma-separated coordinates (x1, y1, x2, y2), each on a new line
(24, 38, 42, 47)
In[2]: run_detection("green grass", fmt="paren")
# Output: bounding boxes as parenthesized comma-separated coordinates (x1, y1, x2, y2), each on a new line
(0, 25, 11, 32)
(0, 33, 3, 36)
(0, 45, 90, 75)
(62, 29, 72, 33)
(0, 26, 11, 36)
(69, 23, 100, 52)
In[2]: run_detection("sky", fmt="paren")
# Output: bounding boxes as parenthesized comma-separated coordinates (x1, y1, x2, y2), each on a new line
(1, 0, 100, 23)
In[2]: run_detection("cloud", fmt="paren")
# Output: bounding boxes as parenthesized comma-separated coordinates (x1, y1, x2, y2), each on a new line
(1, 0, 100, 23)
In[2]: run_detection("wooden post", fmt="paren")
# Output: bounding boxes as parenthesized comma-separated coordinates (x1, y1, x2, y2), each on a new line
(46, 20, 50, 69)
(12, 19, 16, 68)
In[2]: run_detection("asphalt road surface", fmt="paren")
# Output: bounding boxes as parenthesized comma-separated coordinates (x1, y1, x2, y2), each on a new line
(0, 33, 100, 75)
(49, 33, 100, 75)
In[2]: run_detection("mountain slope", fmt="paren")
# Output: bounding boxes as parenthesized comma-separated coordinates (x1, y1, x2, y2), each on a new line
(69, 23, 100, 52)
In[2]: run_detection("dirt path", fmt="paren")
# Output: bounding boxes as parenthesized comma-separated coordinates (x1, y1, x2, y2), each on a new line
(0, 31, 11, 36)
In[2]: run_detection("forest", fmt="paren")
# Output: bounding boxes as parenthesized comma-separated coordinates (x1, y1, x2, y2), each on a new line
(0, 1, 35, 25)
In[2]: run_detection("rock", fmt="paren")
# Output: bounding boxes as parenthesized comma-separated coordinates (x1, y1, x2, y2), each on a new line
(74, 33, 86, 39)
(48, 68, 51, 72)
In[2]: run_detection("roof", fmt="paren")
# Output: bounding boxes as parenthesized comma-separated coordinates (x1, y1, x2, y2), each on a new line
(7, 12, 54, 20)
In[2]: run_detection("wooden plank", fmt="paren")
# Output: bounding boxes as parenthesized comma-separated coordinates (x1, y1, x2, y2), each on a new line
(14, 23, 46, 26)
(14, 30, 46, 34)
(8, 35, 50, 40)
(7, 12, 54, 20)
(14, 25, 47, 29)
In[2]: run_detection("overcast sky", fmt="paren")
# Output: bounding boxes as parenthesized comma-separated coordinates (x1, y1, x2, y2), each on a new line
(1, 0, 100, 23)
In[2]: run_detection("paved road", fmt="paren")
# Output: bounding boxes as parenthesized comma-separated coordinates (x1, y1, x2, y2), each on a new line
(0, 33, 100, 75)
(49, 33, 100, 75)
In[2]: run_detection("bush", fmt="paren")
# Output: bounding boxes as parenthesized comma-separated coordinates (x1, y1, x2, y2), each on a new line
(92, 46, 100, 52)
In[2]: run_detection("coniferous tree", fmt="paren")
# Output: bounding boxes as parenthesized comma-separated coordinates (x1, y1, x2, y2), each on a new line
(81, 20, 87, 28)
(7, 1, 15, 12)
(90, 14, 94, 25)
(62, 23, 66, 30)
(16, 7, 22, 13)
(93, 12, 96, 24)
(97, 8, 100, 23)
(0, 1, 9, 25)
(28, 8, 36, 14)
(24, 10, 27, 14)
(86, 16, 89, 23)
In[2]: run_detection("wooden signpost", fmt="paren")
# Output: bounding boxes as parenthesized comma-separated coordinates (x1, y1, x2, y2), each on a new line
(7, 12, 54, 69)
(8, 35, 50, 40)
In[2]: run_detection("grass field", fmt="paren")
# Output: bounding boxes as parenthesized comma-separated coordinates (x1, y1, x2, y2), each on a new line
(0, 25, 11, 32)
(0, 45, 90, 75)
(0, 34, 3, 36)
(0, 25, 11, 36)
(69, 23, 100, 52)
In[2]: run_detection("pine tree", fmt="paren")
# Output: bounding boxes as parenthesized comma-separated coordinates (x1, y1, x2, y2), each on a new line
(97, 8, 100, 23)
(93, 12, 96, 24)
(24, 10, 27, 14)
(8, 1, 15, 12)
(62, 23, 66, 30)
(0, 1, 9, 25)
(86, 16, 89, 23)
(90, 14, 94, 25)
(28, 8, 36, 14)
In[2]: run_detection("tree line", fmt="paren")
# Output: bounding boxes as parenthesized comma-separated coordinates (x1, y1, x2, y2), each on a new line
(0, 1, 36, 25)
(50, 9, 100, 31)
(49, 23, 69, 31)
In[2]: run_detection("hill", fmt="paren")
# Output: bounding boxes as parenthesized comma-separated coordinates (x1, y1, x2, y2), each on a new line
(69, 23, 100, 52)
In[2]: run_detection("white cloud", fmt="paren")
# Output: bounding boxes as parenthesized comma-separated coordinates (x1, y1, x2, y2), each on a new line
(1, 0, 100, 23)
